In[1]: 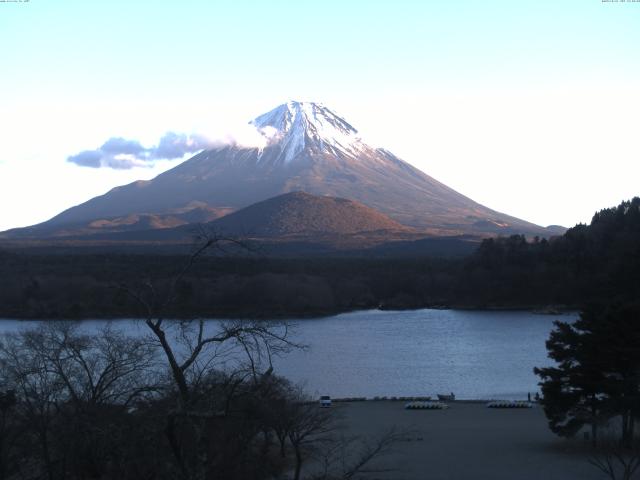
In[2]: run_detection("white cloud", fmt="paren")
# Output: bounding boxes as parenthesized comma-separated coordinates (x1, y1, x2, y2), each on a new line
(66, 124, 279, 170)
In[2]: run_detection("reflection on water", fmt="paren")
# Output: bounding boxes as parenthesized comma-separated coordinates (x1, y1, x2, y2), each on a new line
(0, 309, 575, 400)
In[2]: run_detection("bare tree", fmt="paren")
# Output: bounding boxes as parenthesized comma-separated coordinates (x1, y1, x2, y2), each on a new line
(589, 431, 640, 480)
(0, 322, 159, 480)
(0, 390, 18, 480)
(22, 322, 158, 408)
(287, 399, 337, 480)
(1, 327, 68, 480)
(309, 428, 406, 480)
(119, 232, 299, 405)
(118, 231, 302, 480)
(266, 387, 405, 480)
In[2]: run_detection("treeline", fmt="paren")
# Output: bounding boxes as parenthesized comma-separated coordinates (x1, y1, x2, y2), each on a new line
(0, 254, 460, 319)
(1, 197, 639, 319)
(461, 197, 640, 307)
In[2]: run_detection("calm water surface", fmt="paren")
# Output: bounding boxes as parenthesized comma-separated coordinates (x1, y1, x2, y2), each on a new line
(0, 309, 575, 400)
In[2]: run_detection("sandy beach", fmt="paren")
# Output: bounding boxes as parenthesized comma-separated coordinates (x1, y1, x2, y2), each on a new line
(328, 401, 603, 480)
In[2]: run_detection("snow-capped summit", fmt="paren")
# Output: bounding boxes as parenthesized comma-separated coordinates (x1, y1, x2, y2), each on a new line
(251, 101, 363, 163)
(6, 101, 556, 239)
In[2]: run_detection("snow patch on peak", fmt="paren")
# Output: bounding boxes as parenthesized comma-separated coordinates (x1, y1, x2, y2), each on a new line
(250, 101, 364, 164)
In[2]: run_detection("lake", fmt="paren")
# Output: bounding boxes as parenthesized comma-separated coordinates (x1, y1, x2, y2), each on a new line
(0, 309, 575, 400)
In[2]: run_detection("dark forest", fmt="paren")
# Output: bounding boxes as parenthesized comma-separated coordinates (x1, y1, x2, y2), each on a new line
(2, 198, 639, 321)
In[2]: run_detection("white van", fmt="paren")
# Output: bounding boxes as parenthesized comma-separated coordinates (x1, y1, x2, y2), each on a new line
(319, 395, 332, 407)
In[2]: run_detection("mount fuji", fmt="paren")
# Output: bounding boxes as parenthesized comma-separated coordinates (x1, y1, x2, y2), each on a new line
(2, 101, 558, 241)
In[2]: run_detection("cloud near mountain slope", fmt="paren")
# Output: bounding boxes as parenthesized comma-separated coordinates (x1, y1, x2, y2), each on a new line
(67, 125, 279, 169)
(7, 101, 560, 239)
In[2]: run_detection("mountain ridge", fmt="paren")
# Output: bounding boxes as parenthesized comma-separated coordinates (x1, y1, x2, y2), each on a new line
(1, 101, 562, 240)
(8, 193, 429, 255)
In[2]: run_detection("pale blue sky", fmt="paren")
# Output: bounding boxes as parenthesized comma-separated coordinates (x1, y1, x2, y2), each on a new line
(1, 0, 639, 230)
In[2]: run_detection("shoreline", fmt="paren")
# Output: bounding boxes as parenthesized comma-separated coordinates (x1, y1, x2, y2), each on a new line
(330, 397, 538, 403)
(0, 305, 578, 323)
(0, 313, 552, 407)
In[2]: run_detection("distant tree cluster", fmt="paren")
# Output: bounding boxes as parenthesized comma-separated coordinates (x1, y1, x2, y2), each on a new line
(463, 197, 640, 308)
(0, 253, 459, 319)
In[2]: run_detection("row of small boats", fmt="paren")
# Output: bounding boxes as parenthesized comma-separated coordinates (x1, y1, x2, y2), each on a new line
(405, 400, 535, 410)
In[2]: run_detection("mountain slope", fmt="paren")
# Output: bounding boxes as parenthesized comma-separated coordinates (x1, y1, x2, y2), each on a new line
(210, 191, 412, 237)
(3, 101, 557, 238)
(31, 193, 422, 255)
